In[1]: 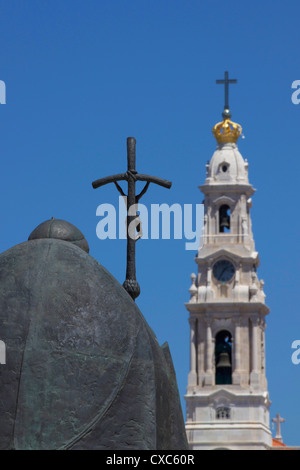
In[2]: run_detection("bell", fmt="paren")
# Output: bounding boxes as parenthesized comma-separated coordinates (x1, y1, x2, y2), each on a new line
(219, 205, 231, 232)
(216, 351, 231, 369)
(220, 215, 230, 231)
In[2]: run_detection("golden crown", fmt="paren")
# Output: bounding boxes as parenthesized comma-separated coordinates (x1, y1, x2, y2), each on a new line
(212, 109, 242, 144)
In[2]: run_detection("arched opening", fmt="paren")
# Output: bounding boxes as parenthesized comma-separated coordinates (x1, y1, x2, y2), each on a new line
(219, 205, 231, 233)
(215, 330, 232, 385)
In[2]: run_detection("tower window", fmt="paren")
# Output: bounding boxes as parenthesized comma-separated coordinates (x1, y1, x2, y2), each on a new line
(222, 165, 228, 173)
(219, 205, 231, 233)
(216, 407, 231, 420)
(215, 330, 232, 385)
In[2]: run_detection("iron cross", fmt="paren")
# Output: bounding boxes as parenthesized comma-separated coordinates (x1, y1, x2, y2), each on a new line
(92, 137, 172, 301)
(216, 71, 237, 110)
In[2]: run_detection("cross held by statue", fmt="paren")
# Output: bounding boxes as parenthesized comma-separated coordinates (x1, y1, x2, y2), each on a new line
(92, 137, 172, 301)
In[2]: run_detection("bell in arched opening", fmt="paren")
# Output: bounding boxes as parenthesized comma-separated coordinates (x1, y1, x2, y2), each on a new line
(219, 205, 231, 233)
(215, 330, 232, 385)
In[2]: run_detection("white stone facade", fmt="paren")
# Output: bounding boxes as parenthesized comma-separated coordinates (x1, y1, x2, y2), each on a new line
(185, 139, 272, 450)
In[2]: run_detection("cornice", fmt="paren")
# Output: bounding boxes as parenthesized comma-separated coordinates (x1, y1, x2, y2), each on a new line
(199, 183, 255, 196)
(185, 301, 270, 316)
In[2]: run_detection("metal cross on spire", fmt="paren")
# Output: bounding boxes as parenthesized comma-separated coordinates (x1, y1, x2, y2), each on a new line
(92, 137, 172, 301)
(272, 413, 285, 442)
(216, 71, 237, 111)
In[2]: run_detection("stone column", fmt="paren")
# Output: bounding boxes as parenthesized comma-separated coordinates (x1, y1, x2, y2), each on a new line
(261, 320, 267, 388)
(232, 266, 240, 300)
(206, 263, 214, 301)
(204, 320, 214, 386)
(250, 317, 260, 388)
(203, 214, 208, 245)
(188, 317, 197, 387)
(198, 319, 205, 387)
(232, 320, 240, 385)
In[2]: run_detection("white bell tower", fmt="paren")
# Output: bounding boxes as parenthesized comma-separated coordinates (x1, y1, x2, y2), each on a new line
(185, 102, 272, 450)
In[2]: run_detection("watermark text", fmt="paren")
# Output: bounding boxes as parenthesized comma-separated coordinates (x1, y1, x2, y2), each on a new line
(0, 80, 6, 104)
(291, 340, 300, 365)
(0, 341, 6, 364)
(96, 197, 204, 251)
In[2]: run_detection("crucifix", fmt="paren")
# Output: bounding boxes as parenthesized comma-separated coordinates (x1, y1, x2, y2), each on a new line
(216, 71, 237, 111)
(272, 413, 285, 442)
(92, 137, 172, 301)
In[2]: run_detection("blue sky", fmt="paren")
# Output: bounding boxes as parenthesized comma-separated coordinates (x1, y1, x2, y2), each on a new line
(0, 0, 299, 445)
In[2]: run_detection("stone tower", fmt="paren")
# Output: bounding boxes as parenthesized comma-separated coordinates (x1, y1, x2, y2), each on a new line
(185, 107, 272, 450)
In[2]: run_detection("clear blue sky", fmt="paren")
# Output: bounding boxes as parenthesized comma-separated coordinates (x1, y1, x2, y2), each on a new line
(0, 0, 299, 446)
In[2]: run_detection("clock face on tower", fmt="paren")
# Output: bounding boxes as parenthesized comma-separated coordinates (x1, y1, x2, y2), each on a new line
(213, 259, 235, 283)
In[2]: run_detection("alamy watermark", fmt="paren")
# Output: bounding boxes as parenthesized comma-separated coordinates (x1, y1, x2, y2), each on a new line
(291, 340, 300, 365)
(0, 80, 6, 104)
(96, 197, 204, 251)
(0, 341, 6, 364)
(291, 80, 300, 104)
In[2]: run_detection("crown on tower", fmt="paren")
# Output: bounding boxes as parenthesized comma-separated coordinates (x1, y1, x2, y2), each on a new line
(212, 109, 242, 144)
